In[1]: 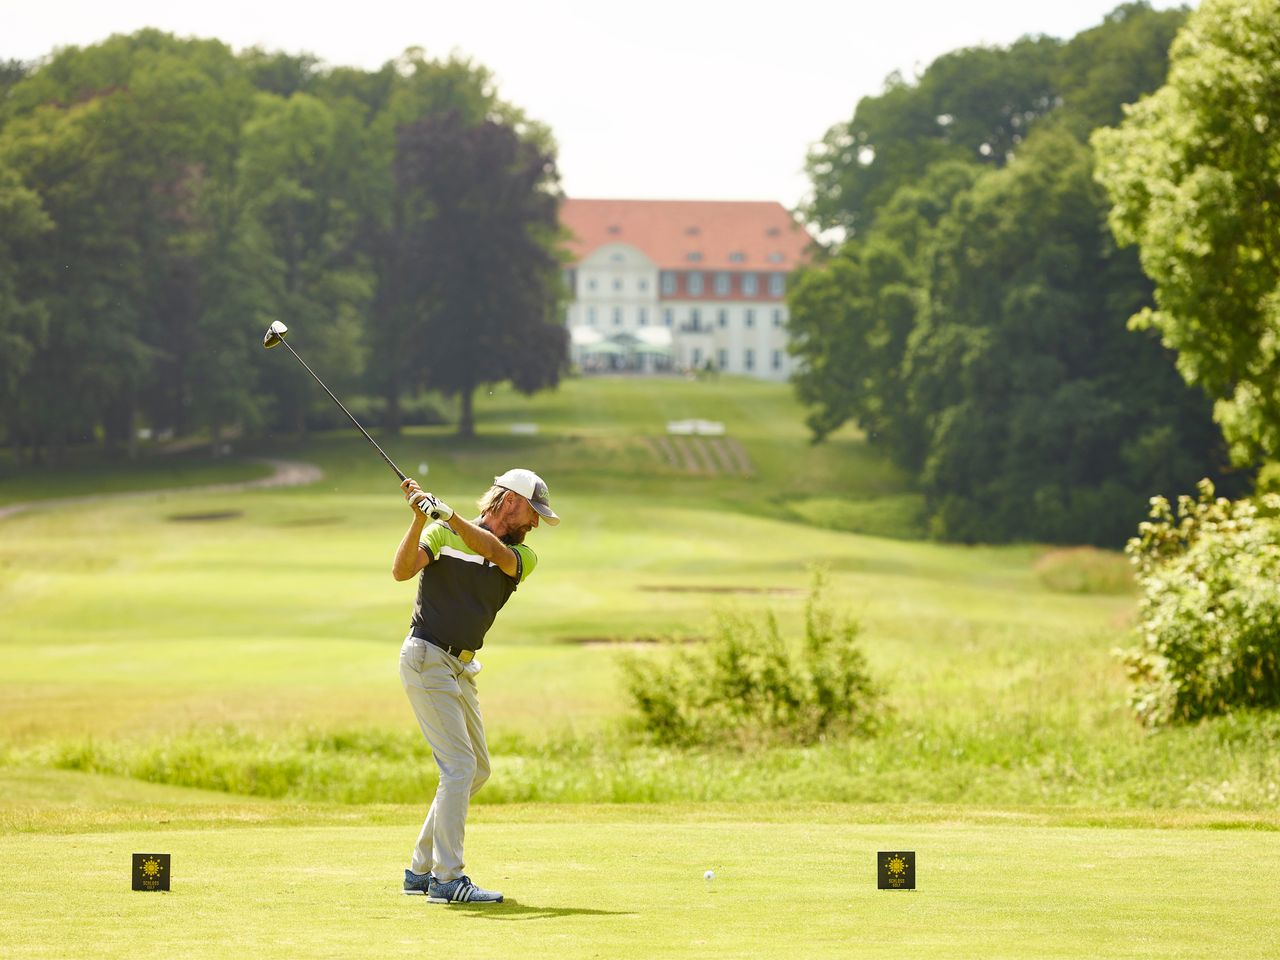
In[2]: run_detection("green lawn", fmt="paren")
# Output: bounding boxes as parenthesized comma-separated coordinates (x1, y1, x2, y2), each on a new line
(2, 772, 1277, 960)
(2, 376, 1278, 956)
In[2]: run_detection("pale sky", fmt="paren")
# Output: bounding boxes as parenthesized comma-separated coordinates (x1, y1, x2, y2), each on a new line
(4, 0, 1188, 210)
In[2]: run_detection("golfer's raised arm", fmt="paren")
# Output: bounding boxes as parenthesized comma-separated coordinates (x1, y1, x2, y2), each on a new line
(392, 478, 431, 580)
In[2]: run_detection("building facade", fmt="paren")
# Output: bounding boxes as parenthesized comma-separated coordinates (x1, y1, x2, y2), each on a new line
(559, 199, 810, 380)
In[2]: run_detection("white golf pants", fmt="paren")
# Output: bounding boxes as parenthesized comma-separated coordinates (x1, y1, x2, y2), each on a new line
(399, 634, 490, 882)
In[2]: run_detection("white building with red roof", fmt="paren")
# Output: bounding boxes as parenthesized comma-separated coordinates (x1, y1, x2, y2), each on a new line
(559, 199, 810, 379)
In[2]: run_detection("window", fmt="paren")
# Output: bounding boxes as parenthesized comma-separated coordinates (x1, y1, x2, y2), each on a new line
(661, 272, 676, 295)
(587, 306, 597, 325)
(663, 308, 674, 327)
(729, 252, 746, 263)
(772, 350, 783, 370)
(587, 277, 597, 292)
(745, 309, 755, 328)
(717, 349, 728, 370)
(613, 307, 623, 325)
(686, 251, 703, 262)
(742, 273, 758, 295)
(717, 308, 727, 328)
(767, 252, 784, 264)
(613, 278, 623, 292)
(773, 308, 784, 327)
(638, 307, 648, 326)
(715, 272, 730, 295)
(690, 308, 701, 330)
(688, 272, 704, 296)
(692, 348, 702, 368)
(610, 253, 625, 262)
(744, 349, 755, 371)
(638, 278, 649, 292)
(768, 273, 785, 295)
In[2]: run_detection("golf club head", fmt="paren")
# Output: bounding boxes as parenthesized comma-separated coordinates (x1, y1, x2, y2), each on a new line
(262, 321, 289, 349)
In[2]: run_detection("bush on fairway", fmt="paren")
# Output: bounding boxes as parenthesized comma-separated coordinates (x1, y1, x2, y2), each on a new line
(621, 573, 881, 747)
(1120, 480, 1280, 726)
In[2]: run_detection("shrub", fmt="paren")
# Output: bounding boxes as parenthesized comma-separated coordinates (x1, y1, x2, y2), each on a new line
(620, 572, 882, 747)
(1119, 480, 1280, 726)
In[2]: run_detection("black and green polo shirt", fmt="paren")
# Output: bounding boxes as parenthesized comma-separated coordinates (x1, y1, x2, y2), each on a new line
(411, 521, 537, 652)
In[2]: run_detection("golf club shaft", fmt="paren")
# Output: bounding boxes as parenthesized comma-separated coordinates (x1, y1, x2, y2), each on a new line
(278, 339, 407, 483)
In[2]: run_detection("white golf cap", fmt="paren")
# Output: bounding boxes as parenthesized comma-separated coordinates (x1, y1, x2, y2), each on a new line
(494, 468, 560, 525)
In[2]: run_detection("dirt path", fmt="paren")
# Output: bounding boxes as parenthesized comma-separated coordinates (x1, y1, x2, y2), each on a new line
(0, 458, 324, 521)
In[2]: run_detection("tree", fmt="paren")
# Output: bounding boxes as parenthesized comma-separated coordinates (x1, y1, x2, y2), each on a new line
(803, 36, 1060, 237)
(1054, 2, 1186, 137)
(235, 90, 373, 434)
(0, 162, 51, 452)
(789, 160, 981, 456)
(792, 4, 1218, 544)
(1093, 0, 1280, 466)
(360, 51, 508, 431)
(909, 129, 1222, 543)
(390, 110, 567, 437)
(0, 31, 257, 458)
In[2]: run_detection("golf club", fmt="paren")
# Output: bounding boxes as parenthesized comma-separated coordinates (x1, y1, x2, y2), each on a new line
(263, 321, 447, 520)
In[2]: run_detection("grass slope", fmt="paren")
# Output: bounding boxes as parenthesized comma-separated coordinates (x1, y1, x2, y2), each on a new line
(2, 377, 1278, 808)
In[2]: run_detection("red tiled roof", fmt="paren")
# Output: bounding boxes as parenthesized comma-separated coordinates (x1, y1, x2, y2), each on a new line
(560, 198, 811, 272)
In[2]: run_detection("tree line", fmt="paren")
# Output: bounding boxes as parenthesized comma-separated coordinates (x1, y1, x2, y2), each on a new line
(789, 2, 1235, 546)
(0, 31, 567, 461)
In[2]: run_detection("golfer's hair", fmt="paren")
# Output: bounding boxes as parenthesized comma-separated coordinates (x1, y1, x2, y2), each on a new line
(477, 484, 513, 517)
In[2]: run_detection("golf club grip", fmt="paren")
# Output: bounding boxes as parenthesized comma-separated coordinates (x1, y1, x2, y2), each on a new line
(280, 340, 406, 483)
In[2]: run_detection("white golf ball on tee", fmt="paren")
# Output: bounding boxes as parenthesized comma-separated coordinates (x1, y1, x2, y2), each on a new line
(704, 870, 714, 880)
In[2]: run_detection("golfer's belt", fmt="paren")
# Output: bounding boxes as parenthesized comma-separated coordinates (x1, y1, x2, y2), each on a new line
(411, 626, 476, 663)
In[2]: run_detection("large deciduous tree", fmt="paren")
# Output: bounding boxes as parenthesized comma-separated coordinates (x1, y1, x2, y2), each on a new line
(0, 31, 257, 458)
(391, 110, 567, 437)
(789, 160, 980, 455)
(803, 36, 1060, 237)
(0, 163, 51, 430)
(236, 91, 373, 434)
(1093, 0, 1280, 466)
(910, 129, 1221, 544)
(790, 3, 1224, 545)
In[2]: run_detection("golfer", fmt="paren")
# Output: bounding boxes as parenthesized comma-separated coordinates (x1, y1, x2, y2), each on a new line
(393, 468, 559, 904)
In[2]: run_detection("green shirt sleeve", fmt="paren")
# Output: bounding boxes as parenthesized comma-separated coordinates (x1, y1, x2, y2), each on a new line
(420, 521, 453, 561)
(512, 543, 537, 582)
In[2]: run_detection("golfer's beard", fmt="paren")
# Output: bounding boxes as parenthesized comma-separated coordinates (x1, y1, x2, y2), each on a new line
(501, 528, 528, 545)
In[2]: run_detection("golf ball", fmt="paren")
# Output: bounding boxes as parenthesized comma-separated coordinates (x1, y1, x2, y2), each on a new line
(704, 870, 714, 881)
(418, 462, 429, 475)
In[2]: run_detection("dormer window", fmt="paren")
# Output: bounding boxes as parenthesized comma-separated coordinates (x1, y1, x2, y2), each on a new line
(729, 252, 746, 263)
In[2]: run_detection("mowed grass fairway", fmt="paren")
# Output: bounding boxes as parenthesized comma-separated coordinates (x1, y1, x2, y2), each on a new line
(3, 376, 1279, 958)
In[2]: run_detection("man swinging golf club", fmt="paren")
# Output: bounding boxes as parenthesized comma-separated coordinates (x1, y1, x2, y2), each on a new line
(394, 468, 559, 904)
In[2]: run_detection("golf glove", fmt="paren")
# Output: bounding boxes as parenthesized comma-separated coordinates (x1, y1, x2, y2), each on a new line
(414, 492, 454, 522)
